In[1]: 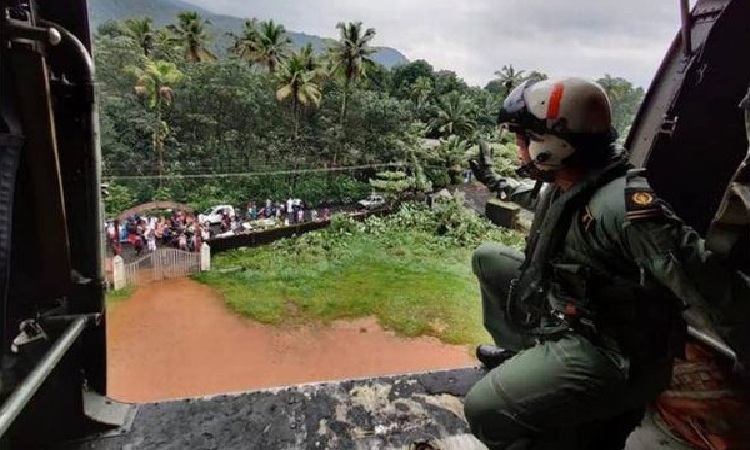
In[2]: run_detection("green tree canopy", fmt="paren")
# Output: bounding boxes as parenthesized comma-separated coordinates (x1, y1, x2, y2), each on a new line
(123, 17, 155, 56)
(430, 91, 477, 139)
(596, 75, 645, 139)
(250, 19, 292, 73)
(166, 11, 217, 62)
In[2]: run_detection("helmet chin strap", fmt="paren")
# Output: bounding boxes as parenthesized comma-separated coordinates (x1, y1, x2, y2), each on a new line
(516, 161, 556, 183)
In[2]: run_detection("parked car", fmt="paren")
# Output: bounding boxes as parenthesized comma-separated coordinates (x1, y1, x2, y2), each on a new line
(198, 205, 236, 228)
(357, 193, 386, 210)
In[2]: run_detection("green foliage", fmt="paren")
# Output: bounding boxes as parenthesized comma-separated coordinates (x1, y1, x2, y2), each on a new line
(328, 21, 377, 123)
(369, 171, 410, 206)
(390, 60, 435, 98)
(466, 139, 520, 178)
(165, 11, 217, 62)
(596, 75, 645, 141)
(95, 14, 644, 217)
(104, 182, 135, 217)
(107, 173, 371, 214)
(430, 91, 477, 140)
(195, 201, 523, 344)
(326, 175, 370, 204)
(230, 19, 292, 72)
(152, 186, 173, 201)
(437, 135, 469, 184)
(291, 199, 524, 252)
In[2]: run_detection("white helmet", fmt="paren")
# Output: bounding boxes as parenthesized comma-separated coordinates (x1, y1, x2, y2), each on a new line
(497, 76, 616, 172)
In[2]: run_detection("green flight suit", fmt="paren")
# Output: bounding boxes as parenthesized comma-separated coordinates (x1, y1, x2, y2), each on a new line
(464, 167, 740, 450)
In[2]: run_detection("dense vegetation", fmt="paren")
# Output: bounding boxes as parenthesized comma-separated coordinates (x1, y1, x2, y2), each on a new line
(195, 195, 525, 344)
(96, 12, 645, 216)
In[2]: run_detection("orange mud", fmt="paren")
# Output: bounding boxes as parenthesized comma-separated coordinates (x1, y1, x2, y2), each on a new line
(107, 278, 476, 403)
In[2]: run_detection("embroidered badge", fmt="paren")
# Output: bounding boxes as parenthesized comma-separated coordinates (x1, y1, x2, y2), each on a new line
(625, 187, 665, 221)
(631, 192, 654, 206)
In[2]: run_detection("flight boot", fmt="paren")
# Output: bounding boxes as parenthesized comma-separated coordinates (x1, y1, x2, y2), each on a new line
(475, 344, 516, 370)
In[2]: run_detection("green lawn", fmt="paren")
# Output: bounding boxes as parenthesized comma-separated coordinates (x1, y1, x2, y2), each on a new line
(195, 210, 524, 346)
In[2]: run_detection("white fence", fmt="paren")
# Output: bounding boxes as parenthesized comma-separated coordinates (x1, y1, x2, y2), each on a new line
(113, 244, 210, 290)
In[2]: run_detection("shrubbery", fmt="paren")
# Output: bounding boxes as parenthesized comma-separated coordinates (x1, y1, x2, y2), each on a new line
(272, 193, 524, 256)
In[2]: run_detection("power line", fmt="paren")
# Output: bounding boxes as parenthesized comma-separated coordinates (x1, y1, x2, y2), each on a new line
(101, 162, 411, 181)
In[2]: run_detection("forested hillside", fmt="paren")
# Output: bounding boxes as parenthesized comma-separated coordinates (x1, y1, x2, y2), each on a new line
(89, 0, 409, 67)
(96, 11, 644, 216)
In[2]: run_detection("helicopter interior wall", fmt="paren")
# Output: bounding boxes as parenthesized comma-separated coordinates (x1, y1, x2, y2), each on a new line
(35, 0, 107, 393)
(642, 0, 750, 237)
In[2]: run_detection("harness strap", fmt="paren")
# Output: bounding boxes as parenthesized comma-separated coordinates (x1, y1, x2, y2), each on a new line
(511, 157, 631, 329)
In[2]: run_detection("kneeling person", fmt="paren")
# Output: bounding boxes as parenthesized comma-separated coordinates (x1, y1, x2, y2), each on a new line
(465, 76, 739, 449)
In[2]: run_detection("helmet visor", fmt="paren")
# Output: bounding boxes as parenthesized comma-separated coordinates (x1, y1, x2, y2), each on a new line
(496, 77, 548, 135)
(502, 79, 536, 115)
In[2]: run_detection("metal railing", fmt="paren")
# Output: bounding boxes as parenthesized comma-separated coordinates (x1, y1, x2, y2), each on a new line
(0, 315, 95, 437)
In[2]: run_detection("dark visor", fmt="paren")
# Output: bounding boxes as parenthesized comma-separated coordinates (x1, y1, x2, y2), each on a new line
(502, 79, 536, 115)
(496, 77, 549, 135)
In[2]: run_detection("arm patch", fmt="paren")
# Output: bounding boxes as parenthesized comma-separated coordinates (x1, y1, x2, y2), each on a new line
(624, 169, 676, 223)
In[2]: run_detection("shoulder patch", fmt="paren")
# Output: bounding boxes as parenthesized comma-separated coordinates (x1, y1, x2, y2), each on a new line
(623, 170, 677, 223)
(625, 186, 664, 221)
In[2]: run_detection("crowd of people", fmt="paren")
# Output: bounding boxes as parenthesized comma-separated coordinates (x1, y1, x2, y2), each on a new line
(107, 209, 207, 256)
(239, 198, 333, 229)
(106, 197, 345, 257)
(210, 198, 337, 237)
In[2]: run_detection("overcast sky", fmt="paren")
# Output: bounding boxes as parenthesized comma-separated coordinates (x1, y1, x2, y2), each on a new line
(183, 0, 687, 88)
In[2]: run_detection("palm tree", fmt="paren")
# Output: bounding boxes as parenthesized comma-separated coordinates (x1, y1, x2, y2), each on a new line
(228, 19, 260, 65)
(130, 59, 185, 181)
(250, 20, 292, 73)
(276, 50, 322, 138)
(328, 21, 376, 123)
(298, 42, 318, 72)
(166, 11, 216, 62)
(123, 17, 154, 56)
(493, 64, 526, 90)
(431, 91, 476, 139)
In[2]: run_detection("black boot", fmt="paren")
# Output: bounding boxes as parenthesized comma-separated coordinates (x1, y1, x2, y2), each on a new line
(475, 344, 515, 370)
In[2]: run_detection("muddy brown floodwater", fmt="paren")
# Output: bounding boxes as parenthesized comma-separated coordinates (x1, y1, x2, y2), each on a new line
(107, 278, 476, 403)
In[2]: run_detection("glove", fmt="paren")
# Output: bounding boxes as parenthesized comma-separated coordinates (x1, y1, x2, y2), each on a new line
(469, 140, 509, 193)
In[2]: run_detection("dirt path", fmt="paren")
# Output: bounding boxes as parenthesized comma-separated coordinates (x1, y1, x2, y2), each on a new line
(107, 278, 476, 403)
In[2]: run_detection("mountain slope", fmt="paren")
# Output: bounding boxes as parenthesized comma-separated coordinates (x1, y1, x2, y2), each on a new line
(88, 0, 409, 68)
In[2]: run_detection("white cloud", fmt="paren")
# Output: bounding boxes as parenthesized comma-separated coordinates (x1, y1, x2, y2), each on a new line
(180, 0, 686, 88)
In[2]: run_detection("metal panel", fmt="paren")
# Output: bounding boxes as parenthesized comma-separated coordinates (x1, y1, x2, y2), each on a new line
(626, 0, 750, 235)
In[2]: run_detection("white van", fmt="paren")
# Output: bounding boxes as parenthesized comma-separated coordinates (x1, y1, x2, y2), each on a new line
(198, 205, 236, 228)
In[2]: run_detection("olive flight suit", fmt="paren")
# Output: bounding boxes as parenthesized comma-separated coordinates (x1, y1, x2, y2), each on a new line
(463, 160, 744, 450)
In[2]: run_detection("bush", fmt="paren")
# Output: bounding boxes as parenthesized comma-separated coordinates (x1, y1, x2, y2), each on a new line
(270, 195, 524, 259)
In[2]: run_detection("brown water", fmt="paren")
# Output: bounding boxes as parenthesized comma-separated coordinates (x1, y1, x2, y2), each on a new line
(106, 277, 476, 403)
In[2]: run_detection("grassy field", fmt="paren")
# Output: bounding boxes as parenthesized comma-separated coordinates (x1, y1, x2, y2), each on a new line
(195, 203, 524, 346)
